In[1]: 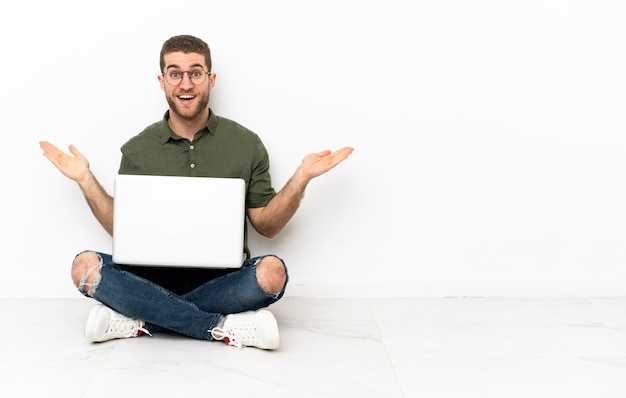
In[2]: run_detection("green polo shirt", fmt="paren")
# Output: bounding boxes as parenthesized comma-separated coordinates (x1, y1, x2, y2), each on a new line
(118, 109, 277, 259)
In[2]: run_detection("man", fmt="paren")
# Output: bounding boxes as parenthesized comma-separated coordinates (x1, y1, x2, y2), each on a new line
(39, 34, 353, 350)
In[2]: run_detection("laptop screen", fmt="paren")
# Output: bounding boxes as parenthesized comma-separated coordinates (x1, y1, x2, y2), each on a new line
(112, 174, 246, 268)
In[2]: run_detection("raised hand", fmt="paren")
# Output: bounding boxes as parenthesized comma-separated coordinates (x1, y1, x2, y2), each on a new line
(39, 141, 90, 183)
(300, 147, 354, 180)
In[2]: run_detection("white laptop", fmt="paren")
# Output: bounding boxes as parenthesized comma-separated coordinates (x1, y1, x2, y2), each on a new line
(112, 174, 246, 268)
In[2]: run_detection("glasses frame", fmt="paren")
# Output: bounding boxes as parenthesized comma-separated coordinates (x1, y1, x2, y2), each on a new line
(162, 69, 211, 86)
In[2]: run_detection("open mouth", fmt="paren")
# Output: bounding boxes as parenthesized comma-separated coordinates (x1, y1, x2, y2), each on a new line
(177, 94, 195, 105)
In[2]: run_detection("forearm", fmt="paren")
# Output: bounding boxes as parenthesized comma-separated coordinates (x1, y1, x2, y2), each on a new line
(255, 167, 310, 238)
(249, 146, 354, 238)
(78, 171, 114, 236)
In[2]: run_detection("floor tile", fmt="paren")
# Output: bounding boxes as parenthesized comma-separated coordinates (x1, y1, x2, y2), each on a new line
(1, 297, 624, 397)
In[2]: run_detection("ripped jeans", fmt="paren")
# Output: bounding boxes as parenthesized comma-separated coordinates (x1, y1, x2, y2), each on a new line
(73, 251, 288, 340)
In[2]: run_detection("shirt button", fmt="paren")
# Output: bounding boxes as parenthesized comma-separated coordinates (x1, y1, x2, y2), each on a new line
(190, 163, 195, 168)
(190, 145, 194, 150)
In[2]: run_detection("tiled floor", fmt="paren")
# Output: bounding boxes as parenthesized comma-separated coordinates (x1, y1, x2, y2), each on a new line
(1, 297, 625, 397)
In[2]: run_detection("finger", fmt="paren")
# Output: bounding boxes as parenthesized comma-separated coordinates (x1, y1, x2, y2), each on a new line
(315, 149, 332, 157)
(41, 148, 65, 168)
(334, 147, 354, 157)
(40, 142, 62, 161)
(68, 144, 81, 158)
(326, 147, 353, 162)
(39, 140, 58, 154)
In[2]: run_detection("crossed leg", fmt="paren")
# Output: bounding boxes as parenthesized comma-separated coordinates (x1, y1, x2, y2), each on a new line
(71, 251, 287, 298)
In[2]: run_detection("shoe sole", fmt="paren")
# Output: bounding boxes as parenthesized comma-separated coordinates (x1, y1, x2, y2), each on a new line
(84, 304, 105, 343)
(256, 310, 280, 350)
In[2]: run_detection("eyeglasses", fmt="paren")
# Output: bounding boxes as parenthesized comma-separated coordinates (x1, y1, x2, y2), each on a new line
(162, 69, 211, 85)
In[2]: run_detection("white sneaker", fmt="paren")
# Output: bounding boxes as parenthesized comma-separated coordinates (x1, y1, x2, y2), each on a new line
(84, 304, 151, 343)
(210, 310, 279, 350)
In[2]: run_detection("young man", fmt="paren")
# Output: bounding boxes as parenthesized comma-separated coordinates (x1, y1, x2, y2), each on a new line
(39, 34, 353, 350)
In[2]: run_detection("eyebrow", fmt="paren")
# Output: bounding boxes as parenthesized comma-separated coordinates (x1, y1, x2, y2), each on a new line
(165, 63, 206, 70)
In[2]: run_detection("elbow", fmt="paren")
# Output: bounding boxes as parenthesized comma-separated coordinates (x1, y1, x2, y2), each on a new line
(257, 225, 283, 239)
(260, 230, 280, 239)
(247, 209, 285, 238)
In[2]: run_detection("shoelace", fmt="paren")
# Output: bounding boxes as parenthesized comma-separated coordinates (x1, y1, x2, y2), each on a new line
(107, 312, 152, 338)
(210, 324, 256, 349)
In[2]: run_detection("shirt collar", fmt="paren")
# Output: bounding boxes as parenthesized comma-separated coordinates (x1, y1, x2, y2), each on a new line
(159, 109, 217, 144)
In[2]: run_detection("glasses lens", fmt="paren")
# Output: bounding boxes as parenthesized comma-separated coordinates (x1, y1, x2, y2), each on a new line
(190, 70, 207, 84)
(164, 70, 207, 85)
(165, 71, 181, 85)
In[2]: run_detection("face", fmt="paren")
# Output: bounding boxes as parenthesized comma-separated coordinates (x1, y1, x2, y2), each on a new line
(158, 51, 215, 122)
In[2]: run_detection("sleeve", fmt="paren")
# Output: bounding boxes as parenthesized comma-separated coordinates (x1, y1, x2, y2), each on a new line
(245, 135, 277, 208)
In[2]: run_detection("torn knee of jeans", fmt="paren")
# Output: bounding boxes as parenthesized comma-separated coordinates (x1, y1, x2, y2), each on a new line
(80, 269, 102, 296)
(73, 252, 103, 297)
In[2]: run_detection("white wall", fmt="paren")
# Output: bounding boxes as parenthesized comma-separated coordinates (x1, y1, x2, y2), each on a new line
(2, 0, 625, 298)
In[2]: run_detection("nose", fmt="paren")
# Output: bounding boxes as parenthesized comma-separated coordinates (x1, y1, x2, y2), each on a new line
(179, 72, 194, 88)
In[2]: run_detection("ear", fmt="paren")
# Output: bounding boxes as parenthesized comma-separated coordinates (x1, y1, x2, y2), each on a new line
(208, 73, 216, 90)
(158, 73, 166, 91)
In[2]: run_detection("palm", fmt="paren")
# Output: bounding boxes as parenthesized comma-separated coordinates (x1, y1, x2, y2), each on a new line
(301, 147, 354, 179)
(39, 141, 90, 182)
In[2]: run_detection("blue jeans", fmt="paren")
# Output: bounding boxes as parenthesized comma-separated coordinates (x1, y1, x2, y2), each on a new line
(74, 252, 288, 340)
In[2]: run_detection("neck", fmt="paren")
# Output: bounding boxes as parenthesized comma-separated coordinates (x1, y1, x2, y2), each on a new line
(168, 108, 209, 141)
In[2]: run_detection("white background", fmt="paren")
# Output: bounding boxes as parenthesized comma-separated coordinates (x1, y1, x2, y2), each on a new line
(2, 0, 625, 298)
